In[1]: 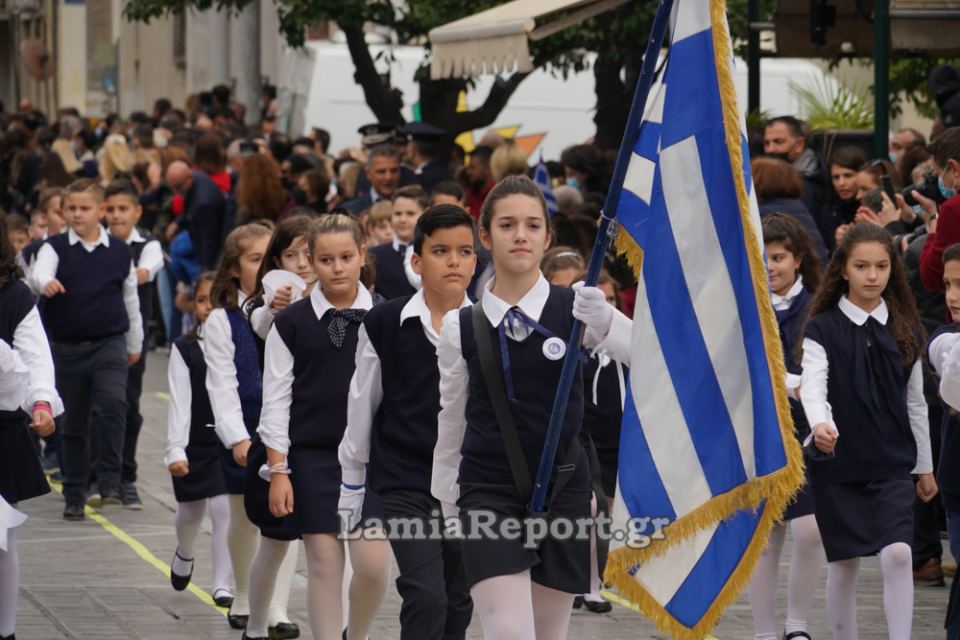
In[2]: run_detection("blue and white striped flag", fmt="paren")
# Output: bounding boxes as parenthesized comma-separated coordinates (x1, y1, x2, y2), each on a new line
(603, 2, 804, 638)
(533, 155, 558, 217)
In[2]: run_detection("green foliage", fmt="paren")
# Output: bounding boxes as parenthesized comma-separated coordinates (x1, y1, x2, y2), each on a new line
(726, 0, 776, 59)
(888, 58, 960, 119)
(745, 108, 772, 130)
(788, 72, 873, 131)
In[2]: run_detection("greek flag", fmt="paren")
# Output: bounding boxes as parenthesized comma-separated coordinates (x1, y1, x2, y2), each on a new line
(603, 2, 804, 638)
(533, 155, 558, 217)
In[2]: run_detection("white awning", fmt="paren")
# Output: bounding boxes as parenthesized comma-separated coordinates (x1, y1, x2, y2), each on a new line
(429, 0, 630, 79)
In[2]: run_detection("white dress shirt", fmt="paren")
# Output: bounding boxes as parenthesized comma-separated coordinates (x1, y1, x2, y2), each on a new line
(258, 284, 374, 456)
(928, 330, 960, 412)
(771, 276, 804, 399)
(338, 289, 472, 487)
(117, 228, 164, 282)
(29, 227, 144, 354)
(799, 296, 932, 474)
(431, 274, 631, 508)
(165, 337, 206, 467)
(204, 291, 252, 448)
(0, 305, 63, 415)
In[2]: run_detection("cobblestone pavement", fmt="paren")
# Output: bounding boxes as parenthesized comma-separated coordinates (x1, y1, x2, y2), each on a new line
(14, 351, 952, 639)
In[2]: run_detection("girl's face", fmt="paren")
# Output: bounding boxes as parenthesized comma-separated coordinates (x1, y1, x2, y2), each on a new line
(548, 266, 581, 288)
(311, 231, 365, 302)
(480, 194, 551, 277)
(765, 241, 801, 297)
(944, 260, 960, 324)
(843, 241, 890, 310)
(278, 235, 316, 285)
(368, 219, 394, 246)
(831, 165, 859, 201)
(598, 281, 618, 308)
(233, 235, 270, 296)
(855, 171, 880, 202)
(194, 279, 213, 324)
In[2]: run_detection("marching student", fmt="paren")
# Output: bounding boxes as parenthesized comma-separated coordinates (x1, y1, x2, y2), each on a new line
(363, 201, 395, 248)
(748, 214, 824, 640)
(338, 205, 476, 640)
(370, 184, 428, 299)
(799, 223, 936, 640)
(0, 214, 62, 640)
(29, 178, 143, 520)
(202, 223, 299, 637)
(104, 179, 165, 509)
(20, 188, 64, 282)
(431, 175, 632, 640)
(257, 214, 391, 640)
(164, 272, 233, 606)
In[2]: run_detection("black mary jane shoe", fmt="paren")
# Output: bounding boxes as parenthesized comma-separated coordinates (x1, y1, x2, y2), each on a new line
(268, 621, 300, 639)
(242, 634, 269, 640)
(0, 634, 15, 639)
(169, 549, 194, 591)
(582, 598, 612, 614)
(784, 632, 812, 639)
(572, 595, 584, 609)
(212, 589, 234, 608)
(228, 613, 250, 630)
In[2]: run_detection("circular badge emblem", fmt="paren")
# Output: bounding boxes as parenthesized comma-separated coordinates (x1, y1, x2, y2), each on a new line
(542, 337, 566, 361)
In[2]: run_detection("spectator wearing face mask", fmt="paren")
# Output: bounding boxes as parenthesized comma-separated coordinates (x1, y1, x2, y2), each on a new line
(764, 116, 829, 223)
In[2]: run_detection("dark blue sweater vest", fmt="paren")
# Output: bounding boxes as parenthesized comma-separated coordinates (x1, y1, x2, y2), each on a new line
(273, 297, 364, 450)
(363, 296, 441, 494)
(43, 233, 132, 343)
(804, 305, 918, 483)
(370, 243, 416, 301)
(458, 286, 586, 487)
(930, 324, 960, 510)
(775, 287, 812, 440)
(173, 336, 219, 454)
(226, 308, 262, 434)
(0, 281, 34, 420)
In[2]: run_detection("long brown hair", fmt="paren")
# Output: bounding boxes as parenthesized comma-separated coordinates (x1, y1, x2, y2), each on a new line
(245, 214, 314, 314)
(210, 222, 274, 310)
(761, 213, 822, 293)
(808, 223, 923, 366)
(235, 153, 287, 223)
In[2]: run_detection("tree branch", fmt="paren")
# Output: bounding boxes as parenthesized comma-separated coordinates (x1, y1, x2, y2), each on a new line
(342, 24, 405, 125)
(447, 71, 531, 134)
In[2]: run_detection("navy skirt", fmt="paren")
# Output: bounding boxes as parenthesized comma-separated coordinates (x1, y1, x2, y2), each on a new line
(457, 480, 591, 594)
(244, 437, 301, 541)
(811, 474, 915, 562)
(218, 444, 247, 496)
(0, 412, 49, 503)
(171, 444, 227, 503)
(783, 473, 815, 521)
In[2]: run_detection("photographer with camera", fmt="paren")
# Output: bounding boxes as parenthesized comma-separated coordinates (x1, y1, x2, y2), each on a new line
(918, 128, 960, 292)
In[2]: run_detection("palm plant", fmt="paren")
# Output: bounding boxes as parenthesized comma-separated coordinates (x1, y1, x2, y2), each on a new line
(788, 72, 874, 131)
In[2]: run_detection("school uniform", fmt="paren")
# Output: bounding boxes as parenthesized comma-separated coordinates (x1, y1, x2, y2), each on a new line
(432, 275, 631, 594)
(339, 290, 473, 640)
(29, 227, 143, 506)
(0, 280, 62, 504)
(800, 296, 932, 562)
(258, 284, 382, 535)
(772, 277, 815, 520)
(370, 238, 418, 300)
(581, 353, 626, 499)
(165, 334, 227, 503)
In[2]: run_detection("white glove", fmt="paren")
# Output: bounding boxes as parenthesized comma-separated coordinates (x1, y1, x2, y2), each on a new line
(572, 282, 613, 336)
(338, 485, 365, 533)
(441, 501, 462, 539)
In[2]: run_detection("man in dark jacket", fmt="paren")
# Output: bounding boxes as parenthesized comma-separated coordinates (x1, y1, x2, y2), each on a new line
(764, 116, 830, 223)
(165, 160, 227, 271)
(403, 122, 453, 194)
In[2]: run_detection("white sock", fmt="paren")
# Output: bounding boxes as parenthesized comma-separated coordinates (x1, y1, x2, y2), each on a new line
(173, 500, 205, 575)
(267, 539, 299, 626)
(208, 494, 233, 596)
(246, 536, 290, 637)
(826, 557, 859, 640)
(880, 542, 913, 640)
(0, 527, 18, 637)
(471, 571, 537, 640)
(345, 536, 391, 639)
(532, 581, 576, 640)
(784, 515, 823, 635)
(226, 494, 259, 616)
(303, 533, 346, 640)
(748, 522, 786, 640)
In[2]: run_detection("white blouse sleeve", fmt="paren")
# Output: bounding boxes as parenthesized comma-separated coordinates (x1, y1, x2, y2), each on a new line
(204, 308, 250, 448)
(13, 306, 63, 415)
(931, 332, 960, 411)
(165, 346, 192, 467)
(250, 304, 276, 341)
(906, 360, 933, 475)
(123, 263, 145, 355)
(432, 309, 469, 508)
(0, 339, 28, 412)
(338, 325, 384, 487)
(799, 337, 836, 432)
(138, 239, 165, 281)
(257, 325, 295, 456)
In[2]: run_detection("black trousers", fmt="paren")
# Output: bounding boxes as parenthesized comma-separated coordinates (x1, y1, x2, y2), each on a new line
(122, 348, 147, 483)
(381, 489, 473, 640)
(913, 394, 944, 568)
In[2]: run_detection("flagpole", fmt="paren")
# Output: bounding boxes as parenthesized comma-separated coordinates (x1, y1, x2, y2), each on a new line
(529, 0, 675, 515)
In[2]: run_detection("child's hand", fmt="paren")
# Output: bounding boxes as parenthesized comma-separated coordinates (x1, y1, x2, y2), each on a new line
(813, 423, 838, 454)
(136, 267, 150, 285)
(43, 278, 65, 298)
(270, 284, 294, 313)
(232, 439, 252, 467)
(128, 352, 142, 367)
(917, 473, 938, 502)
(269, 474, 294, 517)
(169, 461, 189, 477)
(834, 223, 852, 247)
(30, 407, 55, 437)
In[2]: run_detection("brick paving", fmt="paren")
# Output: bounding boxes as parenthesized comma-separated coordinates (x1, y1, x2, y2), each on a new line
(13, 351, 952, 639)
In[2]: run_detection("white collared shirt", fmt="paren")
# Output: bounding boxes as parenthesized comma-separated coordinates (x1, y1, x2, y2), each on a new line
(165, 336, 206, 467)
(338, 290, 472, 486)
(0, 301, 63, 416)
(929, 329, 960, 411)
(800, 296, 931, 474)
(204, 291, 252, 448)
(258, 284, 374, 455)
(771, 275, 804, 312)
(29, 226, 144, 355)
(111, 227, 164, 282)
(430, 275, 632, 507)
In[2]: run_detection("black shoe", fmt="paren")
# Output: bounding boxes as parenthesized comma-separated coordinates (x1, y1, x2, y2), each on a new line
(228, 613, 249, 630)
(63, 502, 85, 521)
(582, 598, 612, 613)
(212, 588, 234, 608)
(99, 482, 122, 506)
(121, 482, 143, 510)
(784, 633, 812, 640)
(169, 549, 193, 591)
(242, 634, 268, 640)
(269, 622, 300, 639)
(0, 633, 15, 639)
(572, 595, 584, 609)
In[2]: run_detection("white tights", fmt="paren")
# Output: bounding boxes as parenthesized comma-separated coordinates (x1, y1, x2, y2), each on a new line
(748, 514, 823, 640)
(174, 495, 232, 594)
(226, 494, 260, 616)
(0, 527, 18, 637)
(826, 542, 913, 640)
(471, 570, 575, 640)
(245, 537, 300, 636)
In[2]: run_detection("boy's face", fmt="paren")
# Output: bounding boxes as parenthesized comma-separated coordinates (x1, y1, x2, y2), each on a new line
(368, 219, 394, 246)
(64, 192, 104, 239)
(8, 229, 29, 255)
(105, 194, 142, 240)
(392, 197, 423, 243)
(29, 213, 48, 241)
(412, 225, 477, 300)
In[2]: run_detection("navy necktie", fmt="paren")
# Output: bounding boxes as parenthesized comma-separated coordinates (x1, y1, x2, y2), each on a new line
(326, 308, 367, 348)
